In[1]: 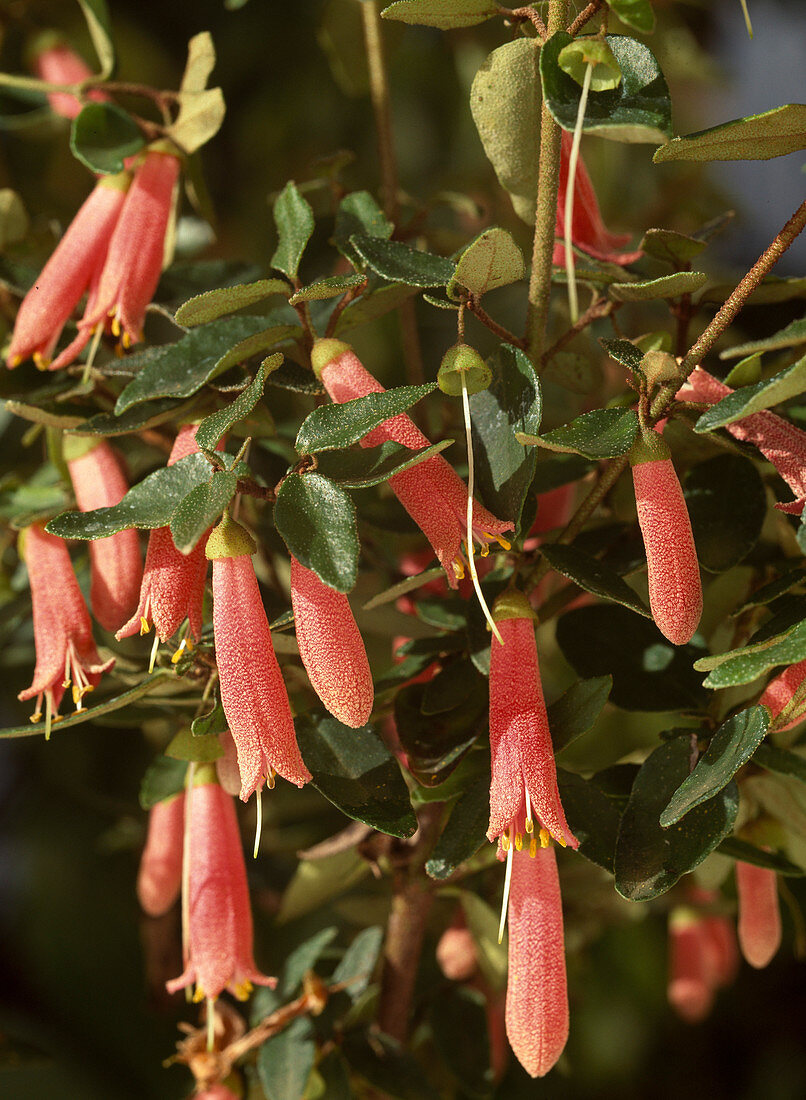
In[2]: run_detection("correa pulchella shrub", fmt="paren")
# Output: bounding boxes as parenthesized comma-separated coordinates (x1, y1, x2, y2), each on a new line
(2, 1, 806, 1095)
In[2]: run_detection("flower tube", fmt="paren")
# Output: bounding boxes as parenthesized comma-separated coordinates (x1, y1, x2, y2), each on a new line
(759, 658, 806, 730)
(137, 792, 185, 917)
(32, 37, 109, 120)
(736, 861, 781, 969)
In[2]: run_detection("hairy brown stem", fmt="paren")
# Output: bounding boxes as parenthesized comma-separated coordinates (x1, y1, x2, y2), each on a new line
(568, 0, 605, 35)
(541, 296, 614, 366)
(467, 296, 525, 349)
(508, 6, 548, 39)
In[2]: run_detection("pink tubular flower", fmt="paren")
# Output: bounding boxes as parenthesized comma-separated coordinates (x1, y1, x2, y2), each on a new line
(166, 775, 276, 1001)
(32, 39, 109, 120)
(667, 911, 715, 1023)
(505, 845, 569, 1077)
(5, 173, 129, 370)
(311, 339, 514, 588)
(290, 555, 373, 728)
(436, 914, 478, 983)
(66, 437, 143, 633)
(137, 792, 185, 917)
(553, 132, 643, 267)
(487, 591, 578, 851)
(51, 147, 181, 369)
(736, 860, 782, 969)
(117, 425, 210, 645)
(759, 658, 806, 730)
(207, 516, 311, 799)
(18, 523, 114, 731)
(630, 426, 702, 645)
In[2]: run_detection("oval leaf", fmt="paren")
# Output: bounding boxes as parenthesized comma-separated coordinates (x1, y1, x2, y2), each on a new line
(517, 407, 639, 459)
(295, 382, 435, 453)
(609, 270, 708, 301)
(684, 454, 766, 573)
(654, 104, 806, 163)
(271, 180, 315, 279)
(540, 543, 651, 617)
(194, 353, 282, 453)
(381, 0, 499, 29)
(70, 102, 144, 175)
(175, 279, 291, 326)
(274, 471, 358, 591)
(314, 439, 452, 488)
(350, 234, 455, 287)
(448, 227, 525, 298)
(170, 470, 238, 554)
(695, 355, 806, 431)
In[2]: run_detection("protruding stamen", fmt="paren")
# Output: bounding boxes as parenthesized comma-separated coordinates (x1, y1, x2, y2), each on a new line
(139, 616, 151, 635)
(33, 351, 51, 371)
(495, 535, 511, 552)
(266, 766, 276, 791)
(524, 785, 534, 833)
(206, 997, 216, 1053)
(45, 691, 54, 742)
(480, 543, 490, 558)
(149, 631, 161, 673)
(539, 828, 551, 849)
(452, 558, 465, 581)
(498, 838, 515, 944)
(253, 786, 263, 860)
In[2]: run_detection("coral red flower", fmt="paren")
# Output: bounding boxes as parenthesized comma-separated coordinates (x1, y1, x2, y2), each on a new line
(759, 658, 806, 730)
(667, 910, 716, 1023)
(207, 516, 311, 799)
(66, 437, 143, 633)
(436, 915, 478, 983)
(553, 132, 643, 267)
(290, 555, 373, 728)
(166, 775, 276, 1001)
(51, 148, 181, 368)
(311, 339, 513, 588)
(505, 845, 569, 1077)
(487, 591, 578, 851)
(736, 860, 781, 969)
(33, 39, 109, 120)
(18, 523, 114, 731)
(117, 424, 210, 645)
(5, 173, 129, 369)
(630, 426, 702, 645)
(137, 792, 185, 917)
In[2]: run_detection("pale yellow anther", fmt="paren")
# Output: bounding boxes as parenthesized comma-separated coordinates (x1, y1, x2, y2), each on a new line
(33, 351, 51, 371)
(453, 559, 465, 581)
(30, 711, 42, 724)
(139, 616, 151, 635)
(557, 835, 567, 849)
(501, 831, 510, 852)
(539, 828, 550, 848)
(529, 837, 538, 858)
(480, 543, 490, 558)
(111, 315, 121, 338)
(525, 816, 534, 834)
(496, 535, 511, 552)
(62, 677, 71, 690)
(9, 354, 22, 368)
(515, 832, 523, 851)
(122, 331, 132, 349)
(234, 980, 253, 1001)
(266, 766, 277, 791)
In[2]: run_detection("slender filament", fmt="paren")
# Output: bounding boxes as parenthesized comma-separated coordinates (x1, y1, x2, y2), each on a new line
(563, 61, 594, 324)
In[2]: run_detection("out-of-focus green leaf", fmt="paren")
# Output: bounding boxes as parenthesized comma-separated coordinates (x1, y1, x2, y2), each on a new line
(448, 227, 525, 298)
(654, 104, 806, 163)
(70, 103, 144, 175)
(271, 180, 315, 278)
(381, 0, 499, 29)
(549, 676, 613, 752)
(685, 455, 766, 572)
(609, 271, 708, 301)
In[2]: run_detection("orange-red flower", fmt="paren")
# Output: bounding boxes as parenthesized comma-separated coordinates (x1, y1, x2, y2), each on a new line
(137, 792, 185, 917)
(33, 39, 109, 120)
(311, 339, 513, 588)
(736, 860, 781, 969)
(166, 775, 276, 1001)
(18, 523, 114, 732)
(759, 658, 806, 730)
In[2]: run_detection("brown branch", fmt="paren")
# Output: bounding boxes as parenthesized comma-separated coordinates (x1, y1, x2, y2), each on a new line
(466, 295, 526, 349)
(508, 6, 548, 39)
(325, 277, 369, 338)
(541, 295, 614, 365)
(568, 0, 605, 35)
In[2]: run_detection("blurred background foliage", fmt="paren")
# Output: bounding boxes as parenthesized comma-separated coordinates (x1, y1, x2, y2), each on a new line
(0, 1, 805, 1098)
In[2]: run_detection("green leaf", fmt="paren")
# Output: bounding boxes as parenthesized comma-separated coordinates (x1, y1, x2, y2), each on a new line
(723, 353, 762, 387)
(614, 737, 739, 901)
(69, 103, 144, 175)
(271, 180, 315, 279)
(167, 33, 226, 154)
(71, 397, 194, 436)
(640, 228, 708, 266)
(333, 191, 393, 265)
(342, 1032, 441, 1100)
(517, 407, 639, 459)
(174, 279, 291, 326)
(296, 713, 417, 838)
(653, 104, 806, 163)
(350, 234, 455, 287)
(47, 452, 214, 539)
(165, 727, 224, 763)
(190, 700, 227, 737)
(281, 927, 338, 996)
(448, 227, 525, 298)
(0, 189, 28, 250)
(115, 317, 278, 413)
(695, 355, 806, 431)
(274, 472, 358, 592)
(381, 0, 499, 29)
(194, 354, 282, 453)
(394, 679, 487, 786)
(458, 891, 508, 990)
(608, 0, 656, 33)
(695, 620, 806, 689)
(558, 39, 623, 92)
(331, 926, 384, 1001)
(469, 343, 541, 531)
(169, 470, 238, 554)
(76, 0, 115, 79)
(557, 768, 621, 872)
(541, 33, 672, 144)
(212, 323, 299, 375)
(540, 543, 651, 617)
(754, 742, 806, 785)
(470, 38, 542, 225)
(660, 707, 769, 827)
(295, 383, 435, 453)
(278, 848, 370, 923)
(428, 988, 491, 1099)
(314, 439, 452, 488)
(425, 770, 490, 879)
(257, 1018, 316, 1100)
(335, 282, 419, 335)
(599, 337, 645, 373)
(549, 675, 613, 753)
(719, 318, 806, 359)
(289, 273, 366, 304)
(684, 455, 766, 573)
(609, 271, 708, 301)
(556, 604, 709, 711)
(718, 836, 805, 876)
(139, 754, 187, 810)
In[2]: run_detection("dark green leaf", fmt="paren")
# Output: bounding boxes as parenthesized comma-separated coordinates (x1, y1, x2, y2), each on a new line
(47, 453, 214, 539)
(289, 273, 366, 304)
(517, 407, 639, 459)
(257, 1018, 316, 1100)
(549, 675, 613, 753)
(115, 317, 277, 413)
(695, 356, 806, 431)
(557, 768, 621, 872)
(608, 0, 656, 33)
(194, 354, 282, 453)
(718, 836, 805, 876)
(600, 337, 644, 372)
(425, 770, 490, 879)
(70, 103, 143, 175)
(73, 396, 192, 436)
(274, 472, 359, 592)
(174, 279, 291, 326)
(660, 707, 769, 826)
(350, 234, 455, 287)
(531, 453, 594, 493)
(556, 604, 709, 711)
(190, 700, 227, 737)
(540, 543, 651, 617)
(421, 655, 480, 712)
(609, 271, 708, 301)
(278, 849, 370, 923)
(271, 180, 315, 278)
(165, 727, 224, 763)
(331, 926, 384, 1000)
(295, 383, 435, 453)
(695, 620, 806, 689)
(333, 191, 393, 265)
(448, 227, 525, 297)
(720, 318, 806, 359)
(281, 927, 338, 996)
(314, 439, 452, 488)
(213, 323, 299, 374)
(394, 680, 487, 786)
(654, 104, 806, 163)
(754, 742, 806, 785)
(296, 712, 417, 838)
(139, 754, 188, 810)
(614, 737, 739, 900)
(335, 282, 419, 335)
(170, 471, 238, 554)
(381, 0, 499, 29)
(541, 33, 672, 144)
(469, 343, 541, 530)
(429, 987, 491, 1098)
(640, 228, 708, 266)
(684, 454, 766, 573)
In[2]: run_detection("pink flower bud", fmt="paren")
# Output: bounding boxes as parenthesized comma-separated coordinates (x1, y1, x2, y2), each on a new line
(505, 845, 569, 1077)
(311, 340, 513, 588)
(166, 777, 276, 1001)
(18, 524, 114, 727)
(667, 912, 715, 1023)
(137, 792, 185, 917)
(436, 918, 478, 982)
(736, 861, 781, 969)
(66, 438, 143, 632)
(117, 425, 211, 643)
(32, 40, 109, 120)
(759, 658, 806, 730)
(630, 428, 702, 645)
(290, 555, 373, 728)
